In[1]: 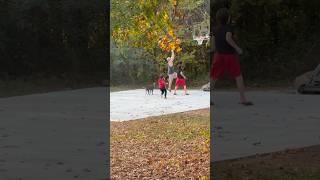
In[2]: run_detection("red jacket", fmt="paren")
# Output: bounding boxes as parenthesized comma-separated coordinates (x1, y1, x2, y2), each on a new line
(158, 78, 165, 89)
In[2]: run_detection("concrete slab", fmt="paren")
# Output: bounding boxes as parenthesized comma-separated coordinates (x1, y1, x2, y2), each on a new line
(110, 89, 210, 121)
(212, 90, 320, 162)
(0, 88, 107, 180)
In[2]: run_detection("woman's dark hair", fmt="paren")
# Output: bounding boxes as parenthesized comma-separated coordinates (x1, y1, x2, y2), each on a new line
(177, 65, 184, 79)
(216, 8, 229, 25)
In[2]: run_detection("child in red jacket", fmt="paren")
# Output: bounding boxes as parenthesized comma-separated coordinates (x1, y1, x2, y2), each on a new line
(158, 74, 167, 99)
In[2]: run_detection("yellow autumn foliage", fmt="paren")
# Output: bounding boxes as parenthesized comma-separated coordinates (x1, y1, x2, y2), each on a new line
(158, 29, 182, 53)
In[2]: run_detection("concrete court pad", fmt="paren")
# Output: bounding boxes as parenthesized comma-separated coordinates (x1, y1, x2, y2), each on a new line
(0, 88, 107, 180)
(212, 90, 320, 162)
(110, 89, 210, 121)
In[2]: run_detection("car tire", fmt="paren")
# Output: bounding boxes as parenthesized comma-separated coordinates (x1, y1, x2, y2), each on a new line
(297, 84, 306, 94)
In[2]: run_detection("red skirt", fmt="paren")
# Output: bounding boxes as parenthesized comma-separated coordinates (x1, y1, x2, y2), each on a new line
(175, 78, 186, 87)
(211, 53, 241, 80)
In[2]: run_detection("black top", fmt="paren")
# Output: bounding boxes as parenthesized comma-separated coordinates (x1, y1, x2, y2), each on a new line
(214, 25, 236, 54)
(177, 70, 184, 79)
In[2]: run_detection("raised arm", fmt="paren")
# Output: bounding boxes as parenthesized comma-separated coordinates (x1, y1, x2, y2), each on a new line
(181, 71, 186, 79)
(226, 32, 242, 55)
(171, 50, 175, 61)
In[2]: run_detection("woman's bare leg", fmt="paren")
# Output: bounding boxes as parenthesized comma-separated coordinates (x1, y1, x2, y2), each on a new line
(183, 85, 187, 95)
(174, 86, 178, 95)
(168, 77, 173, 91)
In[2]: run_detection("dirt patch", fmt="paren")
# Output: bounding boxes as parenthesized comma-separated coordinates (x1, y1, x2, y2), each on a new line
(213, 145, 320, 180)
(111, 109, 210, 179)
(184, 108, 210, 116)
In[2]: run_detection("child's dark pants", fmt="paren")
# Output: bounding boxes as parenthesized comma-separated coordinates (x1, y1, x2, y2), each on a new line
(160, 88, 167, 98)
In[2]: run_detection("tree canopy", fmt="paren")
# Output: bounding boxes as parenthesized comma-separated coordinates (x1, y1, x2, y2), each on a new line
(111, 0, 209, 50)
(0, 0, 106, 81)
(211, 0, 320, 82)
(110, 0, 210, 85)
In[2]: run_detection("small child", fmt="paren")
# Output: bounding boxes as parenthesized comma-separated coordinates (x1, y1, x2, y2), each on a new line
(174, 65, 189, 95)
(158, 74, 167, 99)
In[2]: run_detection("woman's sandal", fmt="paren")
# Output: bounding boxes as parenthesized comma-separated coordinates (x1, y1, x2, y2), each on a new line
(239, 101, 253, 106)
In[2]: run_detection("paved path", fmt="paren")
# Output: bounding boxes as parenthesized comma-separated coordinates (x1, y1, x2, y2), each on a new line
(0, 88, 107, 180)
(212, 90, 320, 162)
(111, 89, 210, 121)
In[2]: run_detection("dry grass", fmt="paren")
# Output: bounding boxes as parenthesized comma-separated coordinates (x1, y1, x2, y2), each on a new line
(213, 145, 320, 180)
(111, 109, 210, 179)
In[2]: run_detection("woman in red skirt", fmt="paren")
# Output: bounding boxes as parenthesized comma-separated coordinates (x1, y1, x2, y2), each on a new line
(174, 65, 189, 95)
(211, 8, 252, 106)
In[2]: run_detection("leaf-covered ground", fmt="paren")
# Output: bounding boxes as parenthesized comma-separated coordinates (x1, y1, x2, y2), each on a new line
(213, 145, 320, 180)
(111, 109, 210, 179)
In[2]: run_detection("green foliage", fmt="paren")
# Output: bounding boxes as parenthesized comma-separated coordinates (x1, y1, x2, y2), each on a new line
(110, 43, 159, 84)
(212, 0, 320, 82)
(180, 50, 196, 64)
(0, 0, 106, 80)
(178, 0, 204, 10)
(111, 0, 172, 49)
(110, 0, 210, 85)
(111, 0, 209, 50)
